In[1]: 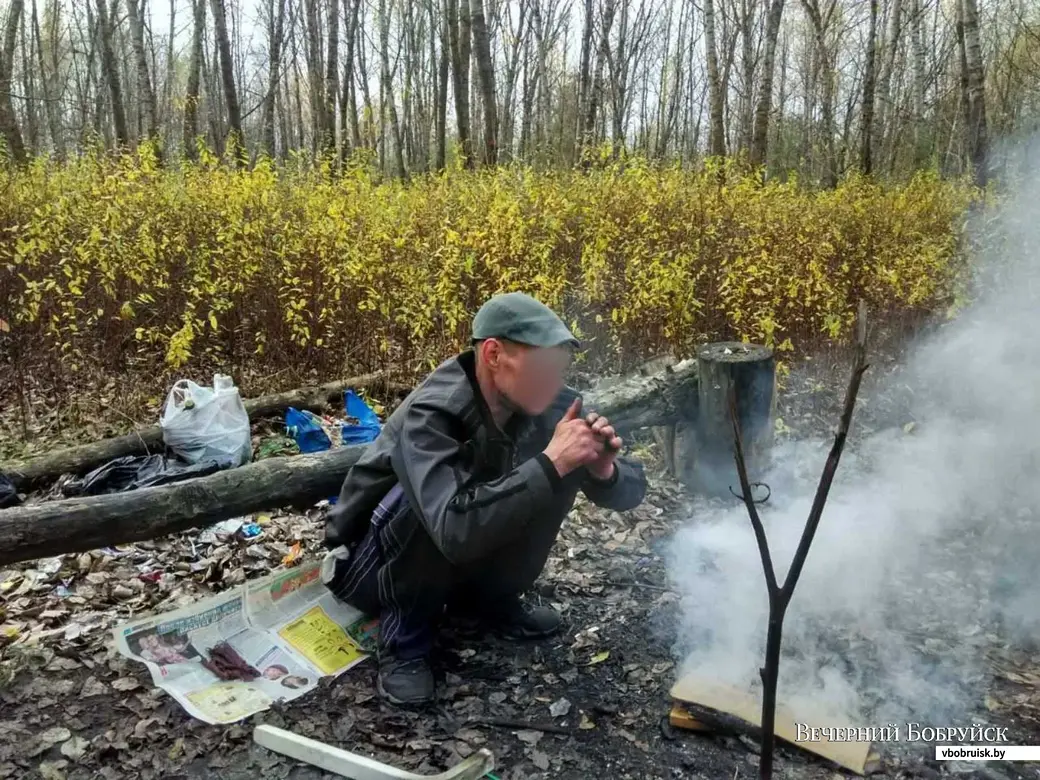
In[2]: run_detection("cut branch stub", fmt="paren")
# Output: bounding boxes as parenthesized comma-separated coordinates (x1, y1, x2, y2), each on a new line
(694, 342, 776, 498)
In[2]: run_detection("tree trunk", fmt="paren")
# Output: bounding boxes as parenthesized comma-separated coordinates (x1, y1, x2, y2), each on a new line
(801, 0, 837, 187)
(910, 0, 926, 167)
(583, 0, 615, 150)
(577, 0, 593, 151)
(445, 0, 471, 166)
(324, 0, 340, 158)
(2, 372, 399, 491)
(95, 0, 130, 149)
(261, 0, 286, 157)
(704, 0, 726, 157)
(32, 0, 64, 158)
(860, 0, 879, 175)
(468, 0, 497, 165)
(210, 0, 245, 162)
(434, 0, 449, 169)
(18, 0, 38, 153)
(873, 0, 902, 159)
(340, 0, 361, 158)
(125, 0, 160, 156)
(0, 362, 699, 566)
(303, 0, 323, 154)
(749, 0, 785, 170)
(378, 0, 407, 179)
(692, 342, 776, 498)
(960, 0, 988, 187)
(182, 0, 205, 160)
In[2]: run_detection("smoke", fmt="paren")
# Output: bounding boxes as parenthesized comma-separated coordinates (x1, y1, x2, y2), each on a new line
(668, 167, 1040, 730)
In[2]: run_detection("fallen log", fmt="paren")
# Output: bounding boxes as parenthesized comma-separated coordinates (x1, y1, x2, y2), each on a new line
(2, 371, 406, 491)
(0, 361, 698, 566)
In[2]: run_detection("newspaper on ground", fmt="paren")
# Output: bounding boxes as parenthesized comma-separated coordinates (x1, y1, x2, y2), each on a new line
(112, 559, 378, 724)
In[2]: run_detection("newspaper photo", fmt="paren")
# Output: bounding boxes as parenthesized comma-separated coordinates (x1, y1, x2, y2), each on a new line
(112, 559, 379, 724)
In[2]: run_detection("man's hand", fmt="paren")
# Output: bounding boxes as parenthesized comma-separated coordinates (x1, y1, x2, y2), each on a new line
(584, 411, 622, 481)
(543, 398, 606, 477)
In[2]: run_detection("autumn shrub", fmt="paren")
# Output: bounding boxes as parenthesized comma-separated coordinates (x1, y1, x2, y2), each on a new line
(0, 148, 978, 397)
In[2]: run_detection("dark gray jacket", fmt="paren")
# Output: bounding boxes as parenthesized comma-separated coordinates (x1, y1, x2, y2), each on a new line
(325, 350, 646, 566)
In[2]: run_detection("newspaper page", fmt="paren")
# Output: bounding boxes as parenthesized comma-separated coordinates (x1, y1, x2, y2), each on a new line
(112, 559, 378, 724)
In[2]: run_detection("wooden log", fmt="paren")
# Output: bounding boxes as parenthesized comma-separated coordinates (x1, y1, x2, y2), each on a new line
(689, 342, 776, 498)
(1, 371, 405, 491)
(0, 361, 698, 566)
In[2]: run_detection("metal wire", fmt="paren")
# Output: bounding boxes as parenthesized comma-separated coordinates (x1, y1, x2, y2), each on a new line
(728, 481, 771, 504)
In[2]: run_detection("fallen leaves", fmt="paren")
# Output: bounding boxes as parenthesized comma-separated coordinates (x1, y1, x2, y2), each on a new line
(59, 736, 88, 761)
(32, 727, 71, 757)
(548, 697, 572, 718)
(111, 677, 141, 692)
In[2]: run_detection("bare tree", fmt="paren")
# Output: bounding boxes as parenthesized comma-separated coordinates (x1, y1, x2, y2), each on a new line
(800, 0, 839, 187)
(704, 0, 726, 157)
(210, 0, 245, 162)
(378, 0, 406, 178)
(95, 0, 130, 149)
(469, 0, 497, 164)
(583, 0, 616, 151)
(125, 0, 160, 156)
(183, 0, 206, 160)
(861, 0, 879, 174)
(325, 0, 340, 157)
(0, 0, 26, 163)
(959, 0, 988, 186)
(749, 0, 784, 170)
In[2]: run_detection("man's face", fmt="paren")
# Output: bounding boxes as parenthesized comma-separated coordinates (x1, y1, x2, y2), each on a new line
(483, 340, 572, 416)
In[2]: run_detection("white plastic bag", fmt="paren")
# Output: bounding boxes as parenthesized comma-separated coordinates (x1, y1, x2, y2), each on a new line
(160, 374, 253, 468)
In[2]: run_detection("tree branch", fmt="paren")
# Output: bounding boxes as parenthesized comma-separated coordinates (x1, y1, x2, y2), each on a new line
(730, 300, 870, 780)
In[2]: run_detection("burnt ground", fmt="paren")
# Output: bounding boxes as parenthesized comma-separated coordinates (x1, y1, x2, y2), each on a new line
(2, 355, 1040, 780)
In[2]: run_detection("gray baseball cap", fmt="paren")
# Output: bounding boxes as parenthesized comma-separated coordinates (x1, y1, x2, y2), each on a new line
(471, 292, 580, 349)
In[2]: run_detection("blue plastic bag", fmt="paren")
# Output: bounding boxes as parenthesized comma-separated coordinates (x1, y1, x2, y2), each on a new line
(285, 407, 332, 454)
(342, 390, 381, 445)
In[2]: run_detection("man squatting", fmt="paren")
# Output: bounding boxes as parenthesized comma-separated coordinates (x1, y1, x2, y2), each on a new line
(321, 292, 648, 705)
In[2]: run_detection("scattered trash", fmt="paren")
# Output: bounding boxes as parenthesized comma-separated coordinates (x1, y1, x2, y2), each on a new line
(197, 517, 246, 544)
(549, 697, 572, 718)
(282, 541, 304, 567)
(0, 472, 20, 508)
(285, 407, 332, 453)
(161, 374, 253, 467)
(342, 390, 382, 445)
(59, 454, 223, 497)
(202, 641, 261, 681)
(239, 523, 263, 540)
(256, 436, 297, 460)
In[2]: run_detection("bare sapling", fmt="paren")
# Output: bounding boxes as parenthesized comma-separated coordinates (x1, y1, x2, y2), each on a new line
(729, 300, 871, 779)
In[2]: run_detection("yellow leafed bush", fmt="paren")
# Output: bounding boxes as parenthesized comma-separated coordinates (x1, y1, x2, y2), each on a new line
(0, 148, 978, 391)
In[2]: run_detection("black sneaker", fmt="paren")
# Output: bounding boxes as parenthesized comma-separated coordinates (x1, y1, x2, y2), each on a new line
(492, 597, 562, 640)
(376, 653, 435, 706)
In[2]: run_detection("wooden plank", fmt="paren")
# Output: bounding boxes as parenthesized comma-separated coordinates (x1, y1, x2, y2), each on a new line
(668, 704, 712, 732)
(670, 674, 874, 775)
(253, 725, 494, 780)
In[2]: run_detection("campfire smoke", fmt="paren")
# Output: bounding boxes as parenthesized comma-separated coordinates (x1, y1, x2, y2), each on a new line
(669, 165, 1040, 730)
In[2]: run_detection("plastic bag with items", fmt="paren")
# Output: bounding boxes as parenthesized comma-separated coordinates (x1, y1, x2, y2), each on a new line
(60, 454, 223, 497)
(285, 407, 333, 454)
(161, 374, 253, 468)
(341, 390, 381, 445)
